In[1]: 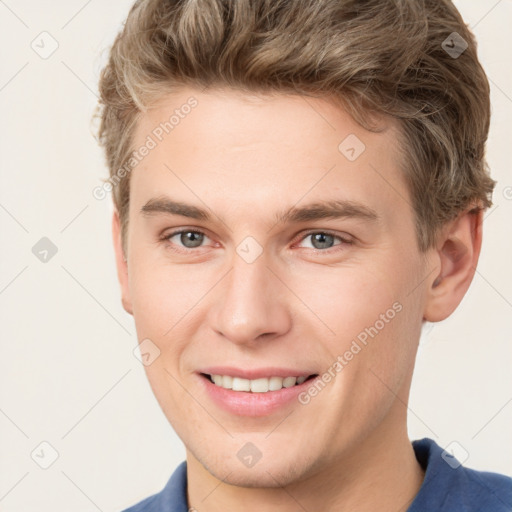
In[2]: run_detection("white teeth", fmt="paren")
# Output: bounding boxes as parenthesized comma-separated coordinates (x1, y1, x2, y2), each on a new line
(282, 376, 297, 387)
(232, 377, 251, 391)
(250, 378, 269, 393)
(268, 376, 283, 391)
(222, 375, 233, 389)
(209, 374, 310, 392)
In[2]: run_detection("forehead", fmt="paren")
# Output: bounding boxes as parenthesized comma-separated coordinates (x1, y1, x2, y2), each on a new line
(129, 87, 410, 228)
(134, 86, 399, 157)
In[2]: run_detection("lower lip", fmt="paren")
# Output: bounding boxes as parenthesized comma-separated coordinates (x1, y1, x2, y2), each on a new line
(199, 374, 319, 417)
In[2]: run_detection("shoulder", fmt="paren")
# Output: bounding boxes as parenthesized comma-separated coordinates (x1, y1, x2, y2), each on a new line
(462, 466, 512, 511)
(120, 461, 189, 512)
(122, 493, 159, 512)
(410, 438, 512, 512)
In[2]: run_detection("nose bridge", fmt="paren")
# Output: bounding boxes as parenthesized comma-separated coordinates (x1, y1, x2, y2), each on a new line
(210, 245, 290, 344)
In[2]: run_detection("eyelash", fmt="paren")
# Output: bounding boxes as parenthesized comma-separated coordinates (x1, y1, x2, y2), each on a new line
(159, 228, 353, 254)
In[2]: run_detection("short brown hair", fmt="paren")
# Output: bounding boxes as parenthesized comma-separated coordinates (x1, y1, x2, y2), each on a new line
(96, 0, 495, 253)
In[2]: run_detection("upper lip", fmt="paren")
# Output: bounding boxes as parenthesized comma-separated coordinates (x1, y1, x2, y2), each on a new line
(198, 366, 317, 380)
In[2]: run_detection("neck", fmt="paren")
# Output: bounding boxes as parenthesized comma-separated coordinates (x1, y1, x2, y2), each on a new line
(186, 404, 424, 512)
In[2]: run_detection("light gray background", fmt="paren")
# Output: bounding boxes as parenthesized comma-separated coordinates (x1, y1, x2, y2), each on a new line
(0, 1, 511, 511)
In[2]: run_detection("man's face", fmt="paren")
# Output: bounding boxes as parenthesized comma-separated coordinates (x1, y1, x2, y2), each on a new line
(120, 87, 432, 486)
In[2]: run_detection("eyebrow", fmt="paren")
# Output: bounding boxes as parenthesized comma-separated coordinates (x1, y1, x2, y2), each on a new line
(140, 196, 379, 225)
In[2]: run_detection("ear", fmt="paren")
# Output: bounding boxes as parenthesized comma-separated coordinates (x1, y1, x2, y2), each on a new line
(423, 208, 483, 322)
(112, 210, 133, 315)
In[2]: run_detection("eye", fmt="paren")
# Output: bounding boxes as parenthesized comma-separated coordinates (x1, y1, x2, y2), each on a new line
(161, 229, 211, 251)
(160, 228, 353, 254)
(296, 231, 352, 251)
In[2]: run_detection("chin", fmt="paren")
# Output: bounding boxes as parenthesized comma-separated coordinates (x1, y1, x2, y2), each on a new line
(212, 463, 299, 488)
(196, 448, 317, 489)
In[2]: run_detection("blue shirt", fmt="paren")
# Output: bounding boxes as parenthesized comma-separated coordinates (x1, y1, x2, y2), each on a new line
(122, 438, 512, 511)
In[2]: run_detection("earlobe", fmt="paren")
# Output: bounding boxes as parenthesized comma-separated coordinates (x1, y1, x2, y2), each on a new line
(423, 208, 483, 322)
(112, 210, 134, 315)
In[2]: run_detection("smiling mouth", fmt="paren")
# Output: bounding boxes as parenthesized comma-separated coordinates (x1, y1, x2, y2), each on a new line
(201, 373, 318, 393)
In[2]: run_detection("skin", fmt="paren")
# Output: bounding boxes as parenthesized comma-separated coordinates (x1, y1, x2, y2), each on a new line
(112, 86, 483, 511)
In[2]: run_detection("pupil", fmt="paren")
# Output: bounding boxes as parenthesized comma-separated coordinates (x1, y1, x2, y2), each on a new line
(312, 233, 333, 249)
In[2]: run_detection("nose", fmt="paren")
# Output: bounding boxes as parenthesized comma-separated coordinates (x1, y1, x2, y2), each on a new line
(209, 250, 292, 346)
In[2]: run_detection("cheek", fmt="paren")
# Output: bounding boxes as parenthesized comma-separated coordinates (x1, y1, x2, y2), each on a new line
(127, 255, 216, 405)
(127, 257, 199, 424)
(290, 264, 401, 342)
(128, 252, 206, 334)
(295, 260, 423, 392)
